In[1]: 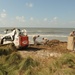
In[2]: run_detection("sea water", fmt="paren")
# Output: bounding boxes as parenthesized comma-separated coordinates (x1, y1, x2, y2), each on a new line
(0, 27, 74, 44)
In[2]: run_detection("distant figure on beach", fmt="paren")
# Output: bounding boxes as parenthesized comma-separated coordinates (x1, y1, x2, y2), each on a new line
(4, 29, 8, 34)
(21, 29, 27, 35)
(70, 30, 75, 36)
(42, 38, 49, 45)
(33, 35, 40, 45)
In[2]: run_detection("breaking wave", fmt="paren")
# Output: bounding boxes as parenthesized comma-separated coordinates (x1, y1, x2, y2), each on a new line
(28, 34, 68, 38)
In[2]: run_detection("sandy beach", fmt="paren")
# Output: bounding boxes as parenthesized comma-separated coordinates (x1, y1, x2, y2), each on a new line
(0, 39, 75, 75)
(19, 39, 70, 59)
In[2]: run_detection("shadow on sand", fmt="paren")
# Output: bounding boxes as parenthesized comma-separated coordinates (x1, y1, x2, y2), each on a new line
(18, 44, 44, 51)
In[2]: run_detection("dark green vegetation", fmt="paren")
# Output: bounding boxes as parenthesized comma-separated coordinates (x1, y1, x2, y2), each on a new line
(0, 45, 75, 75)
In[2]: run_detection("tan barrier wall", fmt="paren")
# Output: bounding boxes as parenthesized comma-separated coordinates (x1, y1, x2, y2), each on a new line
(67, 36, 75, 51)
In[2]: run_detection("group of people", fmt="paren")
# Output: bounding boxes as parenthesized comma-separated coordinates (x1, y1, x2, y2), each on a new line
(33, 35, 49, 45)
(32, 30, 75, 45)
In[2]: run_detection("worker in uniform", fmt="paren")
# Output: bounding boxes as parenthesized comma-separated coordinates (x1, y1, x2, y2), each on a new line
(42, 38, 49, 45)
(70, 30, 75, 36)
(33, 35, 40, 45)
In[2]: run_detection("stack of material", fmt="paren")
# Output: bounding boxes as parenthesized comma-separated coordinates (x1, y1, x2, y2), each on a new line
(46, 39, 60, 47)
(67, 36, 75, 51)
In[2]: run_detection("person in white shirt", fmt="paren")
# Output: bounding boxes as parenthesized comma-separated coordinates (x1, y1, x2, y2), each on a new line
(33, 35, 40, 45)
(70, 30, 75, 36)
(42, 38, 49, 45)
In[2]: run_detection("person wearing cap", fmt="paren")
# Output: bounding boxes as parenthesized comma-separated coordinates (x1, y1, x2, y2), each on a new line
(33, 35, 40, 45)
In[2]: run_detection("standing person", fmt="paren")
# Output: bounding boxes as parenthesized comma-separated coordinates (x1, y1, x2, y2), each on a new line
(33, 35, 40, 45)
(70, 30, 75, 36)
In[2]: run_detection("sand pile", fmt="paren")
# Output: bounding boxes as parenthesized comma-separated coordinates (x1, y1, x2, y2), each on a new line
(29, 39, 68, 53)
(43, 39, 68, 53)
(46, 39, 60, 47)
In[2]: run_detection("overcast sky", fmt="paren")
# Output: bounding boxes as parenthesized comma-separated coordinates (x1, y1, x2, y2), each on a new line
(0, 0, 75, 28)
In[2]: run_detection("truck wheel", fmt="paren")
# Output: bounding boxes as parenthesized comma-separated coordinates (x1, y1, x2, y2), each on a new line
(25, 45, 28, 49)
(1, 39, 3, 44)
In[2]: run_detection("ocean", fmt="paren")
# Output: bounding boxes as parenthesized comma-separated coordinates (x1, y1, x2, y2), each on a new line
(0, 27, 74, 43)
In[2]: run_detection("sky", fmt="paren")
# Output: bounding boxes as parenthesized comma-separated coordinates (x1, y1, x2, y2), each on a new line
(0, 0, 75, 28)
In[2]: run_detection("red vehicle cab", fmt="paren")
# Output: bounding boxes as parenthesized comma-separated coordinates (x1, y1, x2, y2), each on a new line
(13, 35, 29, 49)
(19, 35, 29, 48)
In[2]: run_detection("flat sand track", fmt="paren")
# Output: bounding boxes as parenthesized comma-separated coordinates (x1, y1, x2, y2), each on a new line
(0, 39, 72, 59)
(18, 40, 71, 59)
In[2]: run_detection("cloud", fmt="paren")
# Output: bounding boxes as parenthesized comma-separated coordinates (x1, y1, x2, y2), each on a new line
(0, 9, 8, 26)
(16, 16, 25, 22)
(3, 9, 6, 12)
(30, 17, 34, 21)
(53, 17, 58, 20)
(1, 13, 7, 18)
(44, 18, 48, 21)
(26, 2, 33, 8)
(0, 9, 7, 18)
(69, 21, 75, 24)
(50, 17, 58, 24)
(0, 9, 75, 28)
